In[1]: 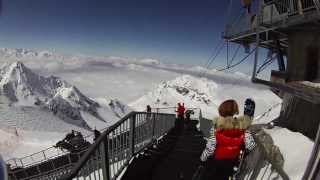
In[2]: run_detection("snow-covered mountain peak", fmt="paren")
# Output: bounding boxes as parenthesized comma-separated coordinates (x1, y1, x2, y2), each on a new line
(0, 62, 132, 130)
(56, 86, 81, 101)
(156, 75, 218, 104)
(1, 61, 35, 80)
(0, 61, 68, 104)
(54, 86, 99, 109)
(130, 75, 218, 111)
(164, 75, 218, 93)
(108, 99, 131, 118)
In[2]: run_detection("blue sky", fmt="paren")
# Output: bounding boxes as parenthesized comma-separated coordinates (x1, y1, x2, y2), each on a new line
(0, 0, 273, 73)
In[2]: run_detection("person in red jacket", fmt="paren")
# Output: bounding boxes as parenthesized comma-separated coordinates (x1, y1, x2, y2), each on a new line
(176, 103, 185, 119)
(174, 103, 186, 131)
(199, 99, 256, 180)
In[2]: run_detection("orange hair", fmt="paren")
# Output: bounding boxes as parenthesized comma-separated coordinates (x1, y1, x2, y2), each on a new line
(218, 99, 239, 117)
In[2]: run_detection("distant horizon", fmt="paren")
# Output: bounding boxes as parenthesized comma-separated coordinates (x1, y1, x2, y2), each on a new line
(0, 0, 240, 67)
(0, 46, 253, 74)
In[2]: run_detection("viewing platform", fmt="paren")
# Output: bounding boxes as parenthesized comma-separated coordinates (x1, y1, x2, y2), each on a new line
(224, 0, 320, 51)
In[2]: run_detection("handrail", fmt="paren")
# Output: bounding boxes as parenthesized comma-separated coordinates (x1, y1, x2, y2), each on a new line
(59, 111, 176, 180)
(60, 111, 135, 179)
(232, 126, 290, 179)
(7, 111, 164, 169)
(6, 124, 107, 169)
(60, 124, 111, 179)
(253, 133, 290, 180)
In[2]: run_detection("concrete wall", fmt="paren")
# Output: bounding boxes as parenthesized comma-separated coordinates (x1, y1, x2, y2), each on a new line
(278, 93, 319, 140)
(287, 30, 320, 81)
(278, 30, 320, 140)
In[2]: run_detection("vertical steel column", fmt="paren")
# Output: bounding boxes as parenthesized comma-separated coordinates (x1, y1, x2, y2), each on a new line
(101, 136, 111, 180)
(314, 0, 320, 11)
(289, 0, 295, 15)
(152, 113, 156, 140)
(276, 40, 286, 71)
(252, 0, 262, 81)
(129, 114, 136, 155)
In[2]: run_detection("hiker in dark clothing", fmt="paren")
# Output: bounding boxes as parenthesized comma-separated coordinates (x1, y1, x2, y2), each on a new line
(185, 109, 194, 121)
(185, 109, 195, 130)
(146, 105, 152, 121)
(65, 130, 76, 141)
(94, 128, 101, 141)
(146, 105, 152, 113)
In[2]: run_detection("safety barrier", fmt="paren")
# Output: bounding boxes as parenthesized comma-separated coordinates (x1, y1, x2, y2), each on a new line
(6, 125, 106, 173)
(6, 134, 93, 170)
(6, 111, 175, 180)
(60, 111, 176, 180)
(236, 129, 290, 180)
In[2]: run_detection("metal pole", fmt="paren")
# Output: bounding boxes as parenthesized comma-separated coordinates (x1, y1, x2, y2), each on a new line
(276, 40, 286, 71)
(130, 114, 136, 155)
(289, 0, 295, 15)
(19, 159, 24, 168)
(101, 137, 111, 180)
(152, 113, 156, 140)
(42, 151, 47, 160)
(252, 0, 262, 81)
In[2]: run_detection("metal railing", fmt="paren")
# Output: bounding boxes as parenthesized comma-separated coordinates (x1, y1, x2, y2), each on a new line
(261, 0, 318, 24)
(6, 131, 99, 170)
(236, 129, 290, 180)
(8, 138, 93, 180)
(58, 111, 176, 180)
(224, 0, 318, 38)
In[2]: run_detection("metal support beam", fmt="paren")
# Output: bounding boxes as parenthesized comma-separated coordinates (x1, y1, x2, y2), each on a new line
(314, 0, 320, 11)
(252, 0, 263, 80)
(303, 120, 320, 179)
(152, 113, 156, 141)
(130, 114, 136, 155)
(101, 138, 110, 180)
(276, 40, 286, 71)
(252, 78, 320, 104)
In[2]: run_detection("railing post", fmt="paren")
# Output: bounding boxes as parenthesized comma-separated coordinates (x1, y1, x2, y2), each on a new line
(19, 159, 24, 168)
(252, 0, 262, 81)
(101, 137, 111, 180)
(289, 0, 295, 15)
(152, 113, 156, 140)
(129, 114, 136, 155)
